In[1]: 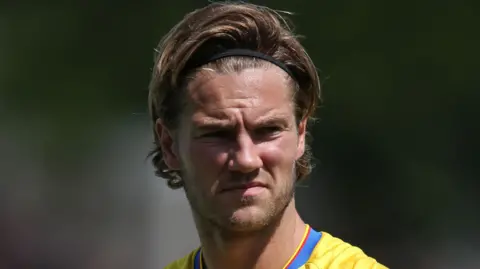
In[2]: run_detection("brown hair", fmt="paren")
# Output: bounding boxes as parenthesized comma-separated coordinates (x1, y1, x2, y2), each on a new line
(148, 2, 321, 189)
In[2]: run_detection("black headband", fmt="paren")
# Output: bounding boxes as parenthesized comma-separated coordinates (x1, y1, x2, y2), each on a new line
(184, 48, 296, 79)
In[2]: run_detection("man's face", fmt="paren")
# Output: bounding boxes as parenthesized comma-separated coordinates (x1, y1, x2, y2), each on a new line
(158, 66, 306, 231)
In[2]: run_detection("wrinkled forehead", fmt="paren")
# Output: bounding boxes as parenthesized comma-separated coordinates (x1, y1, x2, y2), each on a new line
(185, 67, 294, 111)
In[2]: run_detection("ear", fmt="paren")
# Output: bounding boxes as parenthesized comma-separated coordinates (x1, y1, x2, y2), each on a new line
(155, 119, 181, 170)
(296, 118, 307, 160)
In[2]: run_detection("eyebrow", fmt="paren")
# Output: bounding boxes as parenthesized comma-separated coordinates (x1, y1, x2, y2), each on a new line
(193, 118, 235, 130)
(192, 112, 292, 131)
(253, 114, 290, 126)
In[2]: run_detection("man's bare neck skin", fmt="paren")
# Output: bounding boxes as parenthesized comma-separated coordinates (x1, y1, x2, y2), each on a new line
(194, 199, 306, 269)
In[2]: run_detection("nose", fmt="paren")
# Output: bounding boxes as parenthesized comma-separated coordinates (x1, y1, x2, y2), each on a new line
(228, 134, 263, 173)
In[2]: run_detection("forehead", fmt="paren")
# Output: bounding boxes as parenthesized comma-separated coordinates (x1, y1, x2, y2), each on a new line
(185, 67, 293, 118)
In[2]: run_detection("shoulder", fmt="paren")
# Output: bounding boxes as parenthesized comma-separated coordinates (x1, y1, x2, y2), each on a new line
(163, 248, 198, 269)
(305, 232, 388, 269)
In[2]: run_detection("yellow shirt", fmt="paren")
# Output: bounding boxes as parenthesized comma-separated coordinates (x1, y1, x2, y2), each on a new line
(164, 225, 388, 269)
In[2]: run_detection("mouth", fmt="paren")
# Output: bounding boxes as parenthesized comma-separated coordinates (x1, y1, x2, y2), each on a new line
(219, 182, 267, 196)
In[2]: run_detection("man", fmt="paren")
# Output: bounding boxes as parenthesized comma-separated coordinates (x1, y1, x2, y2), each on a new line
(148, 2, 388, 269)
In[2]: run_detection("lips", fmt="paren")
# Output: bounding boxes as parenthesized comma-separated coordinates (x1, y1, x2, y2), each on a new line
(220, 182, 267, 193)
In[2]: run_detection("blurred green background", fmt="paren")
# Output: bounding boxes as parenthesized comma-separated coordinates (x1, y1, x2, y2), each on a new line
(1, 0, 478, 268)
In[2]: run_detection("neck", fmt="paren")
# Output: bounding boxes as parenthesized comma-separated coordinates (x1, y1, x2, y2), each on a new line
(194, 199, 306, 269)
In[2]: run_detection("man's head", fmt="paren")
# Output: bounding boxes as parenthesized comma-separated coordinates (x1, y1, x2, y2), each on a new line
(148, 2, 320, 231)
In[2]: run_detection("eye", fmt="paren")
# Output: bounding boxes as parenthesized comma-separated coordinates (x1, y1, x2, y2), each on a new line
(201, 130, 232, 138)
(255, 126, 282, 137)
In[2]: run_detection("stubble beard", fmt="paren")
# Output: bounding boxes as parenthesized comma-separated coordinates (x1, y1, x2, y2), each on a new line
(227, 184, 295, 233)
(184, 176, 296, 235)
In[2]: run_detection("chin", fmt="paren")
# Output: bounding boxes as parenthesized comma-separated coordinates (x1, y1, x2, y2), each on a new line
(223, 206, 274, 232)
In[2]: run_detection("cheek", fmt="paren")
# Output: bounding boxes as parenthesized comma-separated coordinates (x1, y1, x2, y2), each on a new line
(188, 141, 229, 171)
(259, 135, 298, 172)
(181, 142, 229, 198)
